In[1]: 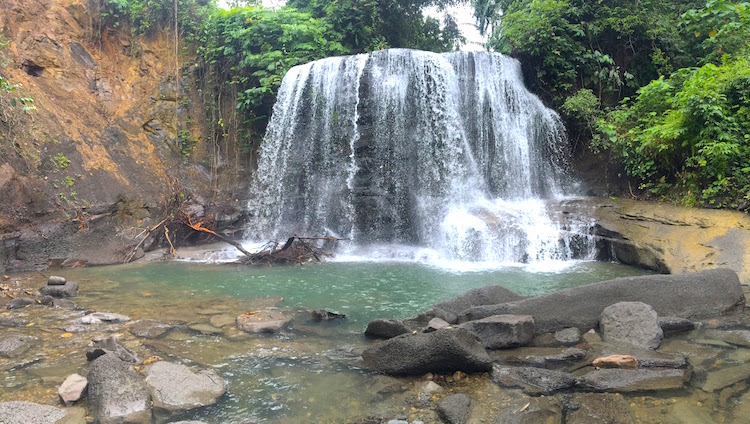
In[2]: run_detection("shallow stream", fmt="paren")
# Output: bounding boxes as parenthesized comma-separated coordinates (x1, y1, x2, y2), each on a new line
(0, 260, 650, 422)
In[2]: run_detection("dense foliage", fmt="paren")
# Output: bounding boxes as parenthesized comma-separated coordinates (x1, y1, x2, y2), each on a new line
(484, 0, 750, 207)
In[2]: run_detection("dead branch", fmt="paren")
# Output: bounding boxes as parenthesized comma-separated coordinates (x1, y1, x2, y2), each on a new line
(125, 217, 168, 263)
(182, 212, 254, 256)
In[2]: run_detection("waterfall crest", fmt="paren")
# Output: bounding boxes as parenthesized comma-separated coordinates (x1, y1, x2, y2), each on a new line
(249, 49, 593, 264)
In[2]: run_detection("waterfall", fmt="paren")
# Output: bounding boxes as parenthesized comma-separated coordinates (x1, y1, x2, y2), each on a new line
(248, 49, 594, 264)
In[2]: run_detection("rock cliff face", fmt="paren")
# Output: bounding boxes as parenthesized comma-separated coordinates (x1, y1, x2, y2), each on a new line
(563, 198, 750, 283)
(0, 0, 243, 272)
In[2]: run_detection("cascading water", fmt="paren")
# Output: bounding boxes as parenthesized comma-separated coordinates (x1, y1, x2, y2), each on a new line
(248, 49, 594, 265)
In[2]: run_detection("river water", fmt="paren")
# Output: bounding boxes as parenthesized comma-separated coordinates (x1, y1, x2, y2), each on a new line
(1, 260, 648, 422)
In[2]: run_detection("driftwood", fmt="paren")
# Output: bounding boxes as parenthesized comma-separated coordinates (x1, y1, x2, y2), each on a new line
(238, 236, 343, 266)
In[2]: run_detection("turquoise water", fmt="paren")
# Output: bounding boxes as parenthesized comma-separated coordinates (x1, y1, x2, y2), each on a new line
(69, 260, 648, 327)
(5, 260, 650, 423)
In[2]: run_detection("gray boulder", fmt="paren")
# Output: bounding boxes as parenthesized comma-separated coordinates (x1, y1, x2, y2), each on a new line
(86, 336, 138, 363)
(437, 393, 471, 424)
(74, 312, 130, 325)
(459, 269, 745, 333)
(0, 401, 67, 424)
(58, 373, 88, 406)
(87, 353, 151, 424)
(424, 317, 451, 333)
(365, 318, 410, 339)
(599, 302, 663, 350)
(128, 319, 174, 339)
(554, 327, 581, 345)
(416, 285, 524, 324)
(47, 276, 67, 285)
(144, 361, 225, 414)
(236, 310, 291, 333)
(40, 281, 78, 298)
(361, 328, 492, 375)
(0, 317, 27, 327)
(459, 315, 534, 349)
(491, 365, 576, 395)
(0, 333, 38, 358)
(8, 297, 35, 310)
(577, 368, 689, 392)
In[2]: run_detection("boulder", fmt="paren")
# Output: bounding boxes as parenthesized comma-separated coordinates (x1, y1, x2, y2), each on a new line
(0, 401, 67, 424)
(87, 353, 151, 424)
(236, 310, 291, 333)
(0, 333, 38, 358)
(577, 368, 689, 392)
(47, 276, 67, 285)
(599, 302, 663, 350)
(459, 269, 745, 333)
(310, 309, 347, 321)
(566, 393, 636, 424)
(592, 355, 638, 370)
(705, 329, 750, 348)
(491, 365, 576, 395)
(86, 336, 138, 363)
(72, 312, 130, 326)
(554, 327, 581, 345)
(424, 317, 451, 333)
(144, 361, 225, 414)
(8, 297, 35, 309)
(128, 319, 173, 339)
(365, 318, 410, 339)
(658, 317, 696, 336)
(209, 314, 236, 328)
(490, 347, 586, 368)
(437, 393, 471, 424)
(58, 373, 88, 406)
(459, 315, 534, 349)
(416, 285, 524, 324)
(361, 328, 492, 376)
(494, 397, 562, 424)
(39, 281, 78, 298)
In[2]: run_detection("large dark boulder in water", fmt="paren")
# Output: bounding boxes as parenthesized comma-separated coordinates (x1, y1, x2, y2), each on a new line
(413, 285, 524, 324)
(458, 314, 534, 349)
(87, 353, 151, 424)
(365, 318, 410, 339)
(458, 269, 745, 333)
(361, 327, 492, 376)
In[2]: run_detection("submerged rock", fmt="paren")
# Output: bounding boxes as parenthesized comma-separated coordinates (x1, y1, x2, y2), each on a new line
(459, 269, 745, 333)
(128, 319, 174, 339)
(365, 318, 410, 339)
(458, 314, 534, 349)
(576, 368, 689, 392)
(437, 393, 471, 424)
(7, 297, 35, 309)
(600, 302, 663, 350)
(361, 328, 492, 376)
(566, 393, 636, 424)
(236, 310, 291, 333)
(310, 309, 347, 321)
(144, 361, 225, 414)
(701, 363, 750, 392)
(491, 365, 576, 395)
(494, 397, 562, 424)
(73, 312, 130, 325)
(87, 353, 151, 424)
(0, 333, 38, 358)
